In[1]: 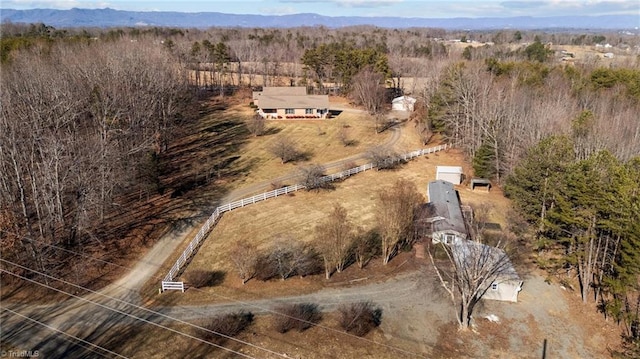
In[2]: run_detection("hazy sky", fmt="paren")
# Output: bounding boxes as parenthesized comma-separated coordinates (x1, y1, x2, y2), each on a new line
(3, 0, 640, 18)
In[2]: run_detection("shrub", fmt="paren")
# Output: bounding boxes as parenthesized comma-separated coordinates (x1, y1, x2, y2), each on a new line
(273, 303, 322, 333)
(367, 146, 401, 170)
(184, 270, 225, 288)
(254, 253, 279, 281)
(199, 311, 254, 344)
(256, 240, 323, 281)
(299, 164, 330, 191)
(338, 302, 382, 336)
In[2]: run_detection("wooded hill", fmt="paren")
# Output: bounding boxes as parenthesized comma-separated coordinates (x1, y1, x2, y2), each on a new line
(1, 23, 639, 356)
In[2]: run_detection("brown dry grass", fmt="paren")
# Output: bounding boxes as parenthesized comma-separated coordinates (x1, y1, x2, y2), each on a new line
(158, 148, 511, 306)
(115, 312, 412, 359)
(224, 101, 388, 188)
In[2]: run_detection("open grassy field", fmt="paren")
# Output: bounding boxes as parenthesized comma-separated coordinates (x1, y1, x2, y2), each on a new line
(221, 98, 391, 189)
(137, 94, 621, 359)
(159, 147, 512, 305)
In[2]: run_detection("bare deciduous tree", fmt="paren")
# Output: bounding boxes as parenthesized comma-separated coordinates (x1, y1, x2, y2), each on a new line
(0, 39, 190, 284)
(269, 136, 300, 164)
(229, 240, 258, 284)
(367, 146, 400, 170)
(198, 311, 254, 344)
(273, 303, 322, 333)
(315, 203, 354, 279)
(429, 239, 519, 330)
(353, 229, 379, 269)
(338, 301, 382, 336)
(246, 113, 266, 137)
(350, 65, 386, 115)
(264, 238, 321, 281)
(376, 179, 423, 264)
(299, 164, 328, 191)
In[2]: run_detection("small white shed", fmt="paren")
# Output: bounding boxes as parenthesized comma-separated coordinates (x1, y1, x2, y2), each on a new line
(391, 96, 416, 112)
(436, 166, 463, 185)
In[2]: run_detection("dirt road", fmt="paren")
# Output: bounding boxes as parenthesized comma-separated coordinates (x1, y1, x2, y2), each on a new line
(0, 118, 404, 358)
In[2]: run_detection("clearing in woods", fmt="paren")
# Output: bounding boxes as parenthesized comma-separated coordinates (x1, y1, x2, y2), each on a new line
(142, 93, 620, 356)
(142, 146, 619, 358)
(2, 90, 619, 358)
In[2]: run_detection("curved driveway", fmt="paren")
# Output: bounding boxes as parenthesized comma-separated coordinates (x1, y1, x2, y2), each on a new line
(1, 117, 415, 358)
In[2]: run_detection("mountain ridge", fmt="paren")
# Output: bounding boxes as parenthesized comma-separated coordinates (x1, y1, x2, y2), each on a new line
(1, 8, 638, 30)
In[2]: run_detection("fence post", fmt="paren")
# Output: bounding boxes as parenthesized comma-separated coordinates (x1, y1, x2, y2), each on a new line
(162, 142, 453, 288)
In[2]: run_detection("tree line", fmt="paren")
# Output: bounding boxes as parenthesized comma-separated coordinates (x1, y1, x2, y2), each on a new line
(505, 138, 640, 353)
(2, 21, 638, 353)
(422, 48, 639, 353)
(0, 38, 192, 283)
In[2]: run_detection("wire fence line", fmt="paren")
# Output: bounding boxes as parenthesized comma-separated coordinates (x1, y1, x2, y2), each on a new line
(162, 143, 450, 287)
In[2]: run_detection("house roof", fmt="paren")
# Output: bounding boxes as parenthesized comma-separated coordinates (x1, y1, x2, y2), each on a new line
(258, 94, 329, 110)
(262, 87, 308, 96)
(253, 87, 308, 101)
(426, 180, 467, 235)
(436, 166, 463, 174)
(253, 87, 328, 110)
(450, 241, 521, 282)
(392, 95, 416, 104)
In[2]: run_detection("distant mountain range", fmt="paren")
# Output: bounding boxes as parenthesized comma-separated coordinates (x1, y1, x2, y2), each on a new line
(1, 8, 639, 30)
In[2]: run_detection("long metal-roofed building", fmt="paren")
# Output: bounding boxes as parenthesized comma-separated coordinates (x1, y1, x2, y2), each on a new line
(421, 180, 469, 245)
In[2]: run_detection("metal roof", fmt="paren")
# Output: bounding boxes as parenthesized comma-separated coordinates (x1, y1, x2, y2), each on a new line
(392, 95, 416, 103)
(253, 87, 328, 110)
(450, 241, 521, 281)
(427, 180, 467, 235)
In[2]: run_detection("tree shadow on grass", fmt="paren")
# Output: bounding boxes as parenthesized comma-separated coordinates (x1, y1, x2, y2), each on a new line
(263, 126, 282, 136)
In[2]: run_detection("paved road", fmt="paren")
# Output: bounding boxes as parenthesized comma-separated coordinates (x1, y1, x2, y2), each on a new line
(0, 117, 408, 358)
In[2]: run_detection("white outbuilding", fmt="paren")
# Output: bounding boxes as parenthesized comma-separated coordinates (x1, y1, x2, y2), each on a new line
(391, 95, 416, 112)
(436, 166, 464, 185)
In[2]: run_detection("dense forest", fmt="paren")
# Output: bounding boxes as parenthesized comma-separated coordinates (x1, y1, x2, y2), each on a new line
(1, 22, 639, 355)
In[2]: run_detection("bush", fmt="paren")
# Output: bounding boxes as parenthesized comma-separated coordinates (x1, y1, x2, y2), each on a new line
(338, 302, 382, 336)
(254, 253, 279, 281)
(299, 164, 330, 191)
(199, 311, 254, 344)
(367, 146, 401, 170)
(255, 240, 323, 281)
(273, 303, 322, 333)
(184, 270, 225, 288)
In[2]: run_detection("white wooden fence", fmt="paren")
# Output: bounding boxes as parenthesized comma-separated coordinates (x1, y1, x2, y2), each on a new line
(161, 281, 185, 292)
(161, 143, 450, 289)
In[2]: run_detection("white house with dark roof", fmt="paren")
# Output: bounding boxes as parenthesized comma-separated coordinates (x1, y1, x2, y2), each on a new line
(253, 87, 329, 119)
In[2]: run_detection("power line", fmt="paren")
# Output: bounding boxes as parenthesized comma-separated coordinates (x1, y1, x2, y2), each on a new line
(3, 230, 426, 358)
(0, 266, 260, 359)
(1, 307, 128, 359)
(188, 285, 425, 358)
(1, 258, 288, 358)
